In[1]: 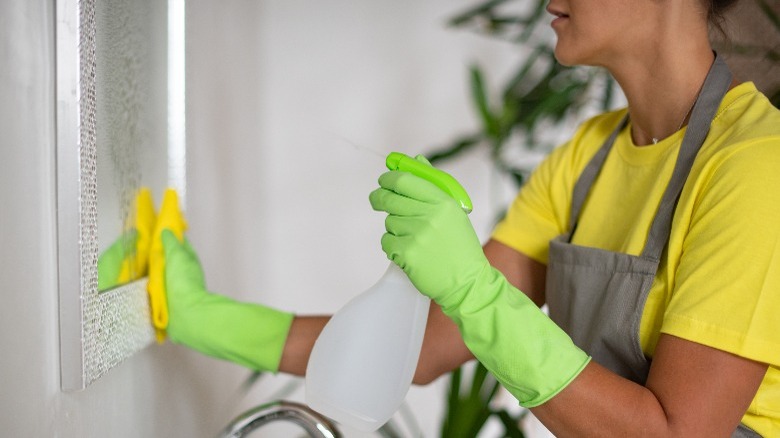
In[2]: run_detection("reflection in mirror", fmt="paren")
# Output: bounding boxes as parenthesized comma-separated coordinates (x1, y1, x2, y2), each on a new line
(96, 0, 168, 292)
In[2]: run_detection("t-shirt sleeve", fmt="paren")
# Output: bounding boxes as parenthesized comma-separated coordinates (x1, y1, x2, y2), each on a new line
(491, 143, 574, 265)
(662, 138, 780, 367)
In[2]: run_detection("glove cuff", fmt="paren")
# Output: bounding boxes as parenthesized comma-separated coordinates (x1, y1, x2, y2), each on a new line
(168, 293, 294, 373)
(441, 265, 591, 407)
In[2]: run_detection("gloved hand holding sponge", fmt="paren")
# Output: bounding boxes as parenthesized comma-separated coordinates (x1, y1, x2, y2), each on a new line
(369, 155, 591, 407)
(159, 229, 294, 371)
(97, 188, 293, 372)
(150, 189, 294, 372)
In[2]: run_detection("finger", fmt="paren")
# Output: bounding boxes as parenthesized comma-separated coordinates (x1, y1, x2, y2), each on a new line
(162, 230, 200, 277)
(379, 232, 412, 269)
(161, 229, 183, 256)
(384, 214, 428, 238)
(370, 187, 429, 216)
(167, 256, 205, 291)
(377, 171, 449, 205)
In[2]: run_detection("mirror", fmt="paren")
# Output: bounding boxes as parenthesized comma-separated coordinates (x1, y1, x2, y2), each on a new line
(56, 0, 186, 390)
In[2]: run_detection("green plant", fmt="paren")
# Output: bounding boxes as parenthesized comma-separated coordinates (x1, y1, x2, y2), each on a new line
(440, 362, 527, 437)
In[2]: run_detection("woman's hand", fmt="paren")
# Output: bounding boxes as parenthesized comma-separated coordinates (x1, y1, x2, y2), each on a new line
(160, 229, 294, 372)
(369, 168, 489, 310)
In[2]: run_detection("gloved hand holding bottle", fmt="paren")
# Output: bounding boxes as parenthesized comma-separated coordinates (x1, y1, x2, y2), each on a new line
(369, 157, 591, 407)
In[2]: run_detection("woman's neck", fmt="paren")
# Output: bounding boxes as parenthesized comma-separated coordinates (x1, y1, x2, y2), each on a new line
(608, 38, 716, 146)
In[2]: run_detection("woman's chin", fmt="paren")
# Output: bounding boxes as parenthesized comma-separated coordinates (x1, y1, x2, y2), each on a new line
(552, 46, 577, 67)
(553, 43, 598, 68)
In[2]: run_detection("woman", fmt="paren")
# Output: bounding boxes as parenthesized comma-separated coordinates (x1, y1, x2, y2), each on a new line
(160, 0, 780, 435)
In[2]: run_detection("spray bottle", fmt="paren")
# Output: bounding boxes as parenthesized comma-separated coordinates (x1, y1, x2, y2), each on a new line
(305, 152, 472, 432)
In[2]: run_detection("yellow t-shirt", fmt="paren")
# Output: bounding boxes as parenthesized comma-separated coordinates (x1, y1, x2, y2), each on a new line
(492, 82, 780, 435)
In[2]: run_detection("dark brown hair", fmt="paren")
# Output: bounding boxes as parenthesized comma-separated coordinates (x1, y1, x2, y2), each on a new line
(707, 0, 740, 35)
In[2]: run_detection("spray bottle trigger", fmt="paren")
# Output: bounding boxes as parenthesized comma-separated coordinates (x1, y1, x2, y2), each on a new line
(385, 152, 473, 214)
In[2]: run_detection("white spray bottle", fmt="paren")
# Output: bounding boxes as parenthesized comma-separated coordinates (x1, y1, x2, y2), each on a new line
(305, 152, 473, 432)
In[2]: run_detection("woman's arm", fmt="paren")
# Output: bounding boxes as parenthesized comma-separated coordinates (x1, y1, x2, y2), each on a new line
(483, 239, 547, 306)
(534, 334, 767, 437)
(278, 315, 329, 376)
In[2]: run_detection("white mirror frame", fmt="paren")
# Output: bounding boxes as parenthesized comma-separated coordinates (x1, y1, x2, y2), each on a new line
(55, 0, 185, 391)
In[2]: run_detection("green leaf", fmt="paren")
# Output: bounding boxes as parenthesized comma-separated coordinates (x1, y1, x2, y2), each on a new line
(469, 361, 490, 399)
(447, 0, 516, 28)
(502, 45, 546, 100)
(470, 66, 501, 138)
(517, 0, 547, 42)
(427, 133, 484, 165)
(495, 409, 527, 437)
(441, 362, 503, 438)
(601, 74, 615, 111)
(447, 366, 462, 418)
(510, 168, 525, 187)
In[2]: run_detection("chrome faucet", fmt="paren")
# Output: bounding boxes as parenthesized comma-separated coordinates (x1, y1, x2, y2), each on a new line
(218, 400, 341, 438)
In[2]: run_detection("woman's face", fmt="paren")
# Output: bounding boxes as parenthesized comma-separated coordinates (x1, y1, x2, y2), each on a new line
(547, 0, 656, 67)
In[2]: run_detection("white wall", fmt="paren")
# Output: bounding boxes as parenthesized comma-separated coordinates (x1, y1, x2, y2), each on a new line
(185, 1, 526, 436)
(0, 0, 542, 436)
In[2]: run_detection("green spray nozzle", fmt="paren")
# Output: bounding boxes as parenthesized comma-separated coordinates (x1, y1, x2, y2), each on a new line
(386, 152, 473, 214)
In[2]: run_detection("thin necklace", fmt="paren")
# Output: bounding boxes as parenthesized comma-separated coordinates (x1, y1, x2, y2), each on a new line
(635, 97, 697, 145)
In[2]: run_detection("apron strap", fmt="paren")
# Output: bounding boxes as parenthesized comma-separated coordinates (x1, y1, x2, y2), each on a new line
(567, 116, 628, 237)
(641, 55, 733, 260)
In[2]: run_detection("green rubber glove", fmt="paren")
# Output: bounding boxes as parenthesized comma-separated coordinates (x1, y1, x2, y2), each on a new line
(161, 230, 294, 372)
(369, 161, 590, 407)
(98, 229, 139, 291)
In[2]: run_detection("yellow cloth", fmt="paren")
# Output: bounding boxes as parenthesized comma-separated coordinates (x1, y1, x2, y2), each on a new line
(117, 188, 157, 284)
(492, 82, 780, 435)
(148, 189, 188, 342)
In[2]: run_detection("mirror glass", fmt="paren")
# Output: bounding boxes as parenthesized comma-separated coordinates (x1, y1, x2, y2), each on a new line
(96, 0, 169, 292)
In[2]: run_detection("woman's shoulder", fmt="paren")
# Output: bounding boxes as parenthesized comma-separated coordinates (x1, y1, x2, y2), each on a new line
(693, 82, 780, 173)
(711, 82, 780, 145)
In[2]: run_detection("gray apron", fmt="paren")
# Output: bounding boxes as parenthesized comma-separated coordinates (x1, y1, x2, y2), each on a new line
(545, 55, 760, 437)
